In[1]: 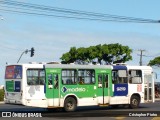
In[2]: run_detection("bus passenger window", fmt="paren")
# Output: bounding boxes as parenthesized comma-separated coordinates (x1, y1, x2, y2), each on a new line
(112, 71, 118, 84)
(54, 74, 58, 89)
(62, 69, 77, 85)
(78, 69, 95, 85)
(129, 70, 142, 84)
(98, 75, 102, 88)
(48, 74, 53, 85)
(79, 77, 84, 84)
(112, 70, 127, 84)
(104, 75, 108, 88)
(27, 69, 45, 85)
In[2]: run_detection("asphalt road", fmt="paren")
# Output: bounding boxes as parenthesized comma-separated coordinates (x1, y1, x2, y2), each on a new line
(0, 101, 160, 120)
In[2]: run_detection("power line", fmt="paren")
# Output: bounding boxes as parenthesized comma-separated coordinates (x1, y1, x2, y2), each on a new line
(0, 0, 160, 23)
(1, 0, 157, 22)
(145, 53, 160, 58)
(1, 7, 157, 23)
(2, 8, 151, 23)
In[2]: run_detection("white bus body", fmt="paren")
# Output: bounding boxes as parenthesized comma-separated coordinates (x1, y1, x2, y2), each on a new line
(110, 65, 155, 107)
(4, 63, 46, 107)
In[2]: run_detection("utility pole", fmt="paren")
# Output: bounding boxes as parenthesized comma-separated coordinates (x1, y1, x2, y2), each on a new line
(138, 49, 145, 66)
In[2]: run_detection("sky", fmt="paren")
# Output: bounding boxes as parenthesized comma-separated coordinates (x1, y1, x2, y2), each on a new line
(0, 0, 160, 85)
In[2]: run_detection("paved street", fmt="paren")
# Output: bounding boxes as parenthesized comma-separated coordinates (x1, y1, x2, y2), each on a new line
(0, 100, 160, 120)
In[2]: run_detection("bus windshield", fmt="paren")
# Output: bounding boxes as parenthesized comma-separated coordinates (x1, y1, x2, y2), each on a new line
(5, 65, 22, 79)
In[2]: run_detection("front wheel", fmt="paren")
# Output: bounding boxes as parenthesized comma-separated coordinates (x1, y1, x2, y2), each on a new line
(130, 95, 140, 109)
(64, 97, 77, 112)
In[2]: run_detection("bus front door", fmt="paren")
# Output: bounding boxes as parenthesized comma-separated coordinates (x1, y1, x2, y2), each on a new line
(97, 74, 109, 105)
(46, 73, 60, 107)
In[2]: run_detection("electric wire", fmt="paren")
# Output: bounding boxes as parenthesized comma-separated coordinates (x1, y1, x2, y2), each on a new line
(0, 0, 159, 23)
(2, 8, 153, 23)
(0, 0, 156, 22)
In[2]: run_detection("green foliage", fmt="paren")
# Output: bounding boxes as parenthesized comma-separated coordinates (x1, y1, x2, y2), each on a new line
(148, 56, 160, 66)
(0, 89, 4, 101)
(60, 43, 132, 64)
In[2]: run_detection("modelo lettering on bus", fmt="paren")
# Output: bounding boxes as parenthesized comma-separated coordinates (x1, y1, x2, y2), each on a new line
(116, 87, 126, 91)
(62, 86, 86, 93)
(67, 87, 86, 92)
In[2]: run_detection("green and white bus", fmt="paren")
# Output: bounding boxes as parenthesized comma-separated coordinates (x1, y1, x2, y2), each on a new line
(4, 63, 155, 112)
(44, 64, 113, 111)
(42, 64, 155, 111)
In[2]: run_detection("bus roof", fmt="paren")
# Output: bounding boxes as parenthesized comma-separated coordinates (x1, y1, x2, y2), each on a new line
(6, 63, 44, 68)
(45, 64, 112, 69)
(113, 65, 127, 70)
(126, 65, 152, 70)
(112, 65, 152, 70)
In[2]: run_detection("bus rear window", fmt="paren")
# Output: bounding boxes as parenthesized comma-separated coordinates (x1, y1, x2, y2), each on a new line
(5, 65, 22, 79)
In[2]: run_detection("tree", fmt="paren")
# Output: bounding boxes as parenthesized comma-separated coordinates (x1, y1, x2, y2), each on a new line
(76, 47, 88, 64)
(148, 56, 160, 66)
(60, 43, 132, 64)
(61, 47, 77, 64)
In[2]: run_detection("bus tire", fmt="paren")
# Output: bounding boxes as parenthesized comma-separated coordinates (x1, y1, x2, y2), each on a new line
(130, 95, 140, 109)
(64, 97, 77, 112)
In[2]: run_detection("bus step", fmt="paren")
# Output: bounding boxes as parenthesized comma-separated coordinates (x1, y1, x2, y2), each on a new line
(99, 104, 109, 107)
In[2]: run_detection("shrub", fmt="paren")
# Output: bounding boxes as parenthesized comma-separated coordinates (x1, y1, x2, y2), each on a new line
(0, 89, 4, 101)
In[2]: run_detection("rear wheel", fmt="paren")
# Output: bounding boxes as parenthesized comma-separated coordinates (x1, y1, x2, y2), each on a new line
(130, 95, 140, 109)
(64, 97, 77, 112)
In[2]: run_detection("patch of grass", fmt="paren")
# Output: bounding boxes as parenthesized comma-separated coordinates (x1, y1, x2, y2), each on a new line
(0, 89, 4, 101)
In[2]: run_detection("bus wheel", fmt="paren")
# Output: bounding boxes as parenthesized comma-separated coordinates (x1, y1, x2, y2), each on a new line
(130, 95, 140, 109)
(64, 97, 77, 112)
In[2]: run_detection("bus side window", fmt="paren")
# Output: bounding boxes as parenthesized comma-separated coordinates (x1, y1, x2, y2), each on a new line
(54, 74, 58, 89)
(104, 75, 108, 88)
(129, 70, 142, 84)
(98, 75, 102, 88)
(79, 77, 84, 84)
(78, 69, 95, 84)
(27, 69, 45, 85)
(112, 70, 127, 84)
(112, 71, 118, 84)
(39, 70, 45, 85)
(48, 74, 53, 85)
(62, 69, 77, 85)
